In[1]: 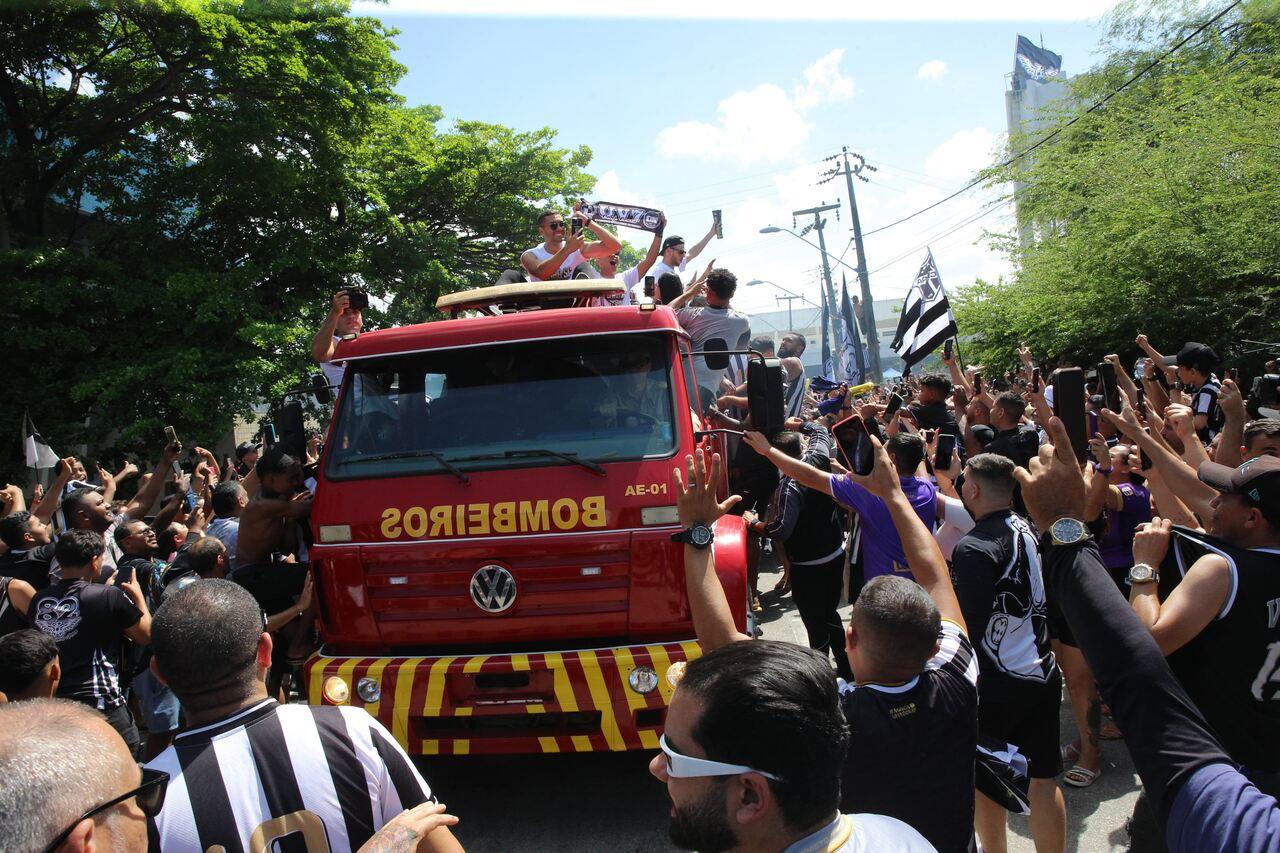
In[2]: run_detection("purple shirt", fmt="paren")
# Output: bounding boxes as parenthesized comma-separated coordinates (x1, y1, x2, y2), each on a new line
(831, 475, 937, 580)
(1099, 482, 1153, 570)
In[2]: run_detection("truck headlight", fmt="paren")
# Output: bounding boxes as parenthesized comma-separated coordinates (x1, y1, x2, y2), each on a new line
(628, 666, 659, 695)
(356, 677, 381, 703)
(322, 677, 350, 705)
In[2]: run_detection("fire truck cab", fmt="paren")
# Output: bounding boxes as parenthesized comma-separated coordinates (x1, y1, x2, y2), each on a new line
(304, 280, 769, 756)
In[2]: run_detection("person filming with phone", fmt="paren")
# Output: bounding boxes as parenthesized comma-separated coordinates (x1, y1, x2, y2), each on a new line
(521, 206, 621, 282)
(311, 285, 367, 388)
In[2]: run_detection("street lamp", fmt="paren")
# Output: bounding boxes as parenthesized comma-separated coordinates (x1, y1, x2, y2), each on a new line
(745, 278, 819, 332)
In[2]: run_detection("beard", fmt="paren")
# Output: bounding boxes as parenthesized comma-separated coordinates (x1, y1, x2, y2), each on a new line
(668, 785, 738, 852)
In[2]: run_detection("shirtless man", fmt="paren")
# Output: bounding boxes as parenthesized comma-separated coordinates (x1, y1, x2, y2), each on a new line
(233, 446, 315, 696)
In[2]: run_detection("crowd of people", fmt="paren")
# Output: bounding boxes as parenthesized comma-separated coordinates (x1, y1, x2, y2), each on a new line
(0, 200, 1277, 852)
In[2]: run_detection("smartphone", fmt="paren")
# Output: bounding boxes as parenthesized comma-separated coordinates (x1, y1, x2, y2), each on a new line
(164, 425, 178, 446)
(833, 415, 875, 476)
(973, 373, 984, 395)
(1031, 367, 1041, 392)
(571, 216, 584, 235)
(1225, 368, 1237, 382)
(1097, 361, 1121, 412)
(1052, 367, 1090, 462)
(713, 209, 723, 239)
(264, 424, 279, 448)
(1136, 385, 1146, 412)
(1140, 428, 1152, 470)
(934, 433, 957, 472)
(184, 490, 198, 514)
(643, 275, 655, 299)
(943, 339, 953, 361)
(884, 392, 903, 420)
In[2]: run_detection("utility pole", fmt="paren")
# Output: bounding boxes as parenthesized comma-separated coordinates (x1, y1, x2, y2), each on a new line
(775, 294, 801, 332)
(821, 148, 883, 382)
(791, 202, 842, 364)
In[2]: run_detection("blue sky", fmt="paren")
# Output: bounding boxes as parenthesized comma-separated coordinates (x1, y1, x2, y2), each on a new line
(352, 3, 1119, 314)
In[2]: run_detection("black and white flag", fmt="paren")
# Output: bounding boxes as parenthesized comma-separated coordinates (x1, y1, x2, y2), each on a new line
(1014, 35, 1062, 83)
(23, 410, 58, 469)
(578, 200, 664, 233)
(890, 250, 957, 370)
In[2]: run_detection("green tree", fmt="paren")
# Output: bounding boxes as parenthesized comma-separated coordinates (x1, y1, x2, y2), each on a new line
(1, 2, 596, 478)
(955, 0, 1280, 376)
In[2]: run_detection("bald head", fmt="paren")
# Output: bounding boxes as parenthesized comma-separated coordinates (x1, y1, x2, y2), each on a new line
(0, 699, 136, 852)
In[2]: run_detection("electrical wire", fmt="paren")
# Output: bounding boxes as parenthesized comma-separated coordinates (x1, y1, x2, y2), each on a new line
(859, 0, 1244, 239)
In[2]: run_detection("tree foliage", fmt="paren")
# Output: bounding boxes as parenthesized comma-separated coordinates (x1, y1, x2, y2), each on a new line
(954, 0, 1280, 375)
(1, 1, 595, 476)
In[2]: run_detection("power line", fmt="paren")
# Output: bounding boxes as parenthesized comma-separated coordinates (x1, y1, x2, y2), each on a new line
(860, 0, 1244, 239)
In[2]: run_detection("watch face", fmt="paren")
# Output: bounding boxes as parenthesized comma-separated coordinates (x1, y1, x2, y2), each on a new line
(690, 525, 713, 546)
(1051, 517, 1085, 543)
(1129, 564, 1155, 583)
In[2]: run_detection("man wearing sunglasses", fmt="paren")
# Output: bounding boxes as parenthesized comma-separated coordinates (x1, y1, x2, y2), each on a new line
(0, 698, 163, 852)
(521, 205, 622, 282)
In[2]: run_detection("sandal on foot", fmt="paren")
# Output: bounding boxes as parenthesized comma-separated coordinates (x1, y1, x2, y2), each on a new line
(1063, 764, 1101, 788)
(1061, 742, 1081, 764)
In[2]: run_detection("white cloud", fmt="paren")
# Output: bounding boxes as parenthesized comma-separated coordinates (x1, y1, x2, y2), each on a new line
(923, 127, 999, 181)
(591, 169, 660, 209)
(916, 59, 948, 80)
(354, 0, 1117, 21)
(656, 51, 852, 166)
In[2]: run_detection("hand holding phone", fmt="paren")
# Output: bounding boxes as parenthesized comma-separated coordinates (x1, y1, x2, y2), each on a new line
(1052, 367, 1090, 462)
(933, 433, 957, 473)
(833, 415, 875, 476)
(884, 392, 903, 420)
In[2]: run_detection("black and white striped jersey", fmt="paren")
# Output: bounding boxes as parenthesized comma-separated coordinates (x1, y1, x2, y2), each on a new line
(146, 699, 433, 852)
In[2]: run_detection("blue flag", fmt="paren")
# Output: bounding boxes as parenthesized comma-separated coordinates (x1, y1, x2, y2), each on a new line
(820, 287, 835, 381)
(839, 275, 867, 385)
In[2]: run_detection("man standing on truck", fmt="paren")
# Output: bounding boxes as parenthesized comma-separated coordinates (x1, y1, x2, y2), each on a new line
(521, 207, 622, 281)
(587, 214, 667, 305)
(677, 268, 750, 400)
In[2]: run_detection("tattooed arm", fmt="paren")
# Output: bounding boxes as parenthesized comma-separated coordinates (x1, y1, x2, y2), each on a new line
(358, 802, 462, 853)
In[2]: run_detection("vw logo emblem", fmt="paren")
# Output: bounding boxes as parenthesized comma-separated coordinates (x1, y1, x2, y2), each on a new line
(470, 565, 517, 613)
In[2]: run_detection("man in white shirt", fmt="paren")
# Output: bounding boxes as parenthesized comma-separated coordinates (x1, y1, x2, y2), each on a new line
(521, 207, 621, 282)
(630, 219, 718, 302)
(310, 288, 364, 388)
(676, 268, 751, 396)
(589, 216, 666, 305)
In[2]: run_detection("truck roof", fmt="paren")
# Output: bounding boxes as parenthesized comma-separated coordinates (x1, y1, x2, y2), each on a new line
(336, 302, 688, 363)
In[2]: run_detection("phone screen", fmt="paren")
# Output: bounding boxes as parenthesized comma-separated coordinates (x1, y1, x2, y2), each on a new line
(934, 433, 956, 471)
(164, 425, 178, 446)
(884, 393, 903, 419)
(833, 415, 874, 476)
(643, 275, 655, 298)
(973, 374, 983, 395)
(943, 339, 953, 360)
(264, 424, 279, 448)
(1052, 367, 1089, 462)
(1032, 367, 1041, 392)
(1097, 362, 1121, 412)
(571, 216, 584, 235)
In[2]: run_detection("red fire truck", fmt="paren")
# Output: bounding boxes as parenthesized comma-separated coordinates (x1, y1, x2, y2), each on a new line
(303, 280, 772, 756)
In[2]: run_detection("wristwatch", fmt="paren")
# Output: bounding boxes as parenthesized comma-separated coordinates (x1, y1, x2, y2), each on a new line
(1048, 517, 1090, 547)
(672, 523, 714, 550)
(1127, 563, 1159, 585)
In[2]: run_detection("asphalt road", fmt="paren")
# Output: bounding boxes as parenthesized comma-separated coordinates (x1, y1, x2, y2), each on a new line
(417, 556, 1142, 852)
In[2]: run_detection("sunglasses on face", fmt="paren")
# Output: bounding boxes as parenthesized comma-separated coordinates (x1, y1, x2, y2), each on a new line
(547, 221, 567, 230)
(658, 734, 783, 781)
(43, 767, 169, 853)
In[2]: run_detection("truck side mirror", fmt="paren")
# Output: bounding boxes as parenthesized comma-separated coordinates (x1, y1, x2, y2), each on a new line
(700, 338, 730, 371)
(311, 373, 333, 405)
(279, 400, 307, 460)
(748, 357, 785, 436)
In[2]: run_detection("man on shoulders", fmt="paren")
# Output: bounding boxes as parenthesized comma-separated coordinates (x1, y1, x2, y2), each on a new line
(521, 207, 621, 282)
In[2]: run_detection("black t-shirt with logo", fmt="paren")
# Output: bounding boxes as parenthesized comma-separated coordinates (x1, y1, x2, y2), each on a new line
(28, 578, 141, 711)
(840, 621, 979, 853)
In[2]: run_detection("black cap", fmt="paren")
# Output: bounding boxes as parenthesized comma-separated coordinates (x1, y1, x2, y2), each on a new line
(971, 424, 996, 447)
(1161, 342, 1219, 372)
(1198, 455, 1280, 527)
(662, 236, 685, 252)
(235, 441, 258, 460)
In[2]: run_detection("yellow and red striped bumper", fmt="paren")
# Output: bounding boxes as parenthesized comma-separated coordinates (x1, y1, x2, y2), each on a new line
(304, 640, 701, 755)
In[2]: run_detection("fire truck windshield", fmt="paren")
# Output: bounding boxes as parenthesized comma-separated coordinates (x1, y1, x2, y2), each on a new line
(326, 332, 678, 479)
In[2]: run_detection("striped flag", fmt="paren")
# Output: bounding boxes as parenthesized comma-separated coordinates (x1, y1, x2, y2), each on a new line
(890, 250, 958, 370)
(23, 410, 58, 469)
(820, 287, 835, 380)
(838, 275, 867, 385)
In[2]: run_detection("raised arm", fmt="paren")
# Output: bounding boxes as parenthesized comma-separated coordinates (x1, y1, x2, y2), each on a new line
(1213, 379, 1246, 469)
(311, 290, 349, 364)
(521, 232, 582, 280)
(633, 217, 666, 279)
(578, 215, 623, 260)
(848, 433, 967, 630)
(673, 450, 749, 651)
(1105, 353, 1139, 408)
(31, 457, 75, 524)
(684, 219, 717, 262)
(1102, 407, 1215, 523)
(741, 431, 834, 496)
(124, 443, 182, 520)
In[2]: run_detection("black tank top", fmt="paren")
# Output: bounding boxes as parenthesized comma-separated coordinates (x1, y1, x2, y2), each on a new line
(0, 577, 28, 637)
(1162, 527, 1280, 773)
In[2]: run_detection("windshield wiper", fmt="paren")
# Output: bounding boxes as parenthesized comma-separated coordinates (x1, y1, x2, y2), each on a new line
(451, 449, 606, 476)
(343, 449, 470, 484)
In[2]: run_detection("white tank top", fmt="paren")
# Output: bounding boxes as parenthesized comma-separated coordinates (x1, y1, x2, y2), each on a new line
(525, 244, 586, 281)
